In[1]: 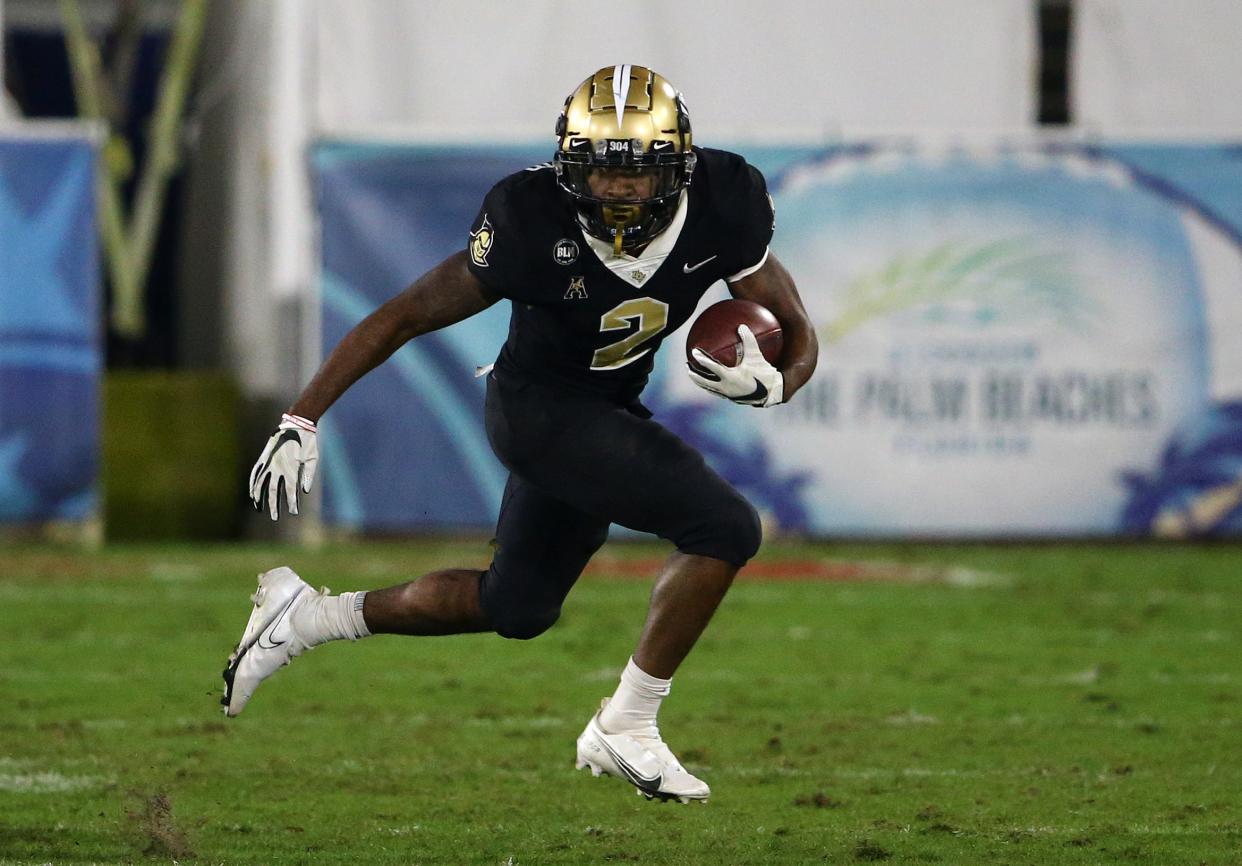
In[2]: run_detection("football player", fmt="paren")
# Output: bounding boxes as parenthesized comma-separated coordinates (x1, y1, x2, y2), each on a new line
(225, 64, 818, 803)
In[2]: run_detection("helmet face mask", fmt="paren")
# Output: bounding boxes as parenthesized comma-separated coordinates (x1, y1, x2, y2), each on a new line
(553, 65, 696, 251)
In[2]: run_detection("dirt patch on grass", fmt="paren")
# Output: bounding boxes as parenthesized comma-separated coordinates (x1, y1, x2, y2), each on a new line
(127, 792, 194, 859)
(794, 790, 844, 808)
(853, 838, 892, 861)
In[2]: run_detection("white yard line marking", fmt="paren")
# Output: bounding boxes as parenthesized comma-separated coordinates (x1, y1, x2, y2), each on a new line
(0, 771, 112, 793)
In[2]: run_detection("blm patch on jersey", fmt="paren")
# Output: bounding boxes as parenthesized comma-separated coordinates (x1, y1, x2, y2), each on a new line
(553, 238, 579, 265)
(470, 214, 494, 267)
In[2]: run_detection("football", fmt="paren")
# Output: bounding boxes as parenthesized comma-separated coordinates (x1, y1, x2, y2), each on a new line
(685, 298, 784, 372)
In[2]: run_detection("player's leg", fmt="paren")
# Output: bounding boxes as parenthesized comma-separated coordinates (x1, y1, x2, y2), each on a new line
(222, 473, 607, 716)
(362, 570, 490, 635)
(573, 553, 740, 803)
(569, 437, 753, 801)
(487, 376, 759, 801)
(301, 474, 609, 640)
(632, 551, 738, 678)
(561, 417, 757, 801)
(502, 396, 761, 680)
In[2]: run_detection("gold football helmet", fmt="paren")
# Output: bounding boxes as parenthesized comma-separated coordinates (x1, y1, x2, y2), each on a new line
(554, 64, 696, 253)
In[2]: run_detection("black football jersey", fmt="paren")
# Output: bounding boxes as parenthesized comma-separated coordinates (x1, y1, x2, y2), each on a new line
(466, 147, 774, 402)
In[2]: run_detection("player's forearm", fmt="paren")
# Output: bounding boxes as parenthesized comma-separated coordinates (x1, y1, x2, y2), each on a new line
(288, 297, 415, 421)
(762, 260, 819, 402)
(779, 324, 818, 401)
(729, 253, 819, 403)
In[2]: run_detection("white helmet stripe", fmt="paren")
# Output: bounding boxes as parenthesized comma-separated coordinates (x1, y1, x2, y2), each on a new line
(612, 64, 630, 129)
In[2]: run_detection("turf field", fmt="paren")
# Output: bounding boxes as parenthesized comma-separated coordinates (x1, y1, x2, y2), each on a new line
(1, 540, 1239, 865)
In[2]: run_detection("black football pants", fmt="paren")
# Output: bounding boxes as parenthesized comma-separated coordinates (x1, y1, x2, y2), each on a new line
(477, 371, 761, 639)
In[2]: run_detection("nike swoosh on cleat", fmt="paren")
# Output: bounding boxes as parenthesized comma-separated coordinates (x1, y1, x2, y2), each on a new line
(682, 255, 717, 274)
(255, 594, 301, 650)
(221, 587, 305, 712)
(596, 734, 663, 791)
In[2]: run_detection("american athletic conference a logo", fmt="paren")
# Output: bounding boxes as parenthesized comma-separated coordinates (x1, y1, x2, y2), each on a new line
(553, 238, 580, 265)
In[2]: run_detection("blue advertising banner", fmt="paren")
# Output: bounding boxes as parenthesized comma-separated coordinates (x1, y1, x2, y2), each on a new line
(0, 133, 101, 524)
(313, 140, 1242, 537)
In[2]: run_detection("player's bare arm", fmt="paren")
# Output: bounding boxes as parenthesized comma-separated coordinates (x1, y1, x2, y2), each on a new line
(727, 252, 818, 401)
(248, 251, 498, 518)
(289, 251, 500, 421)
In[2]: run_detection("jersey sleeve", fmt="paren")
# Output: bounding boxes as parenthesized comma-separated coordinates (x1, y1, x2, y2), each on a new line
(723, 162, 776, 282)
(465, 182, 539, 303)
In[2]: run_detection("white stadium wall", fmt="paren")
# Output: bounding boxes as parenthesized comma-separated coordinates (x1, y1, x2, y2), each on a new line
(1073, 0, 1242, 135)
(312, 0, 1037, 138)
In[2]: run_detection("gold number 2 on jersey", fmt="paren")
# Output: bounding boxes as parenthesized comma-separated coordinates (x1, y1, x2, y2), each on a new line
(591, 297, 670, 371)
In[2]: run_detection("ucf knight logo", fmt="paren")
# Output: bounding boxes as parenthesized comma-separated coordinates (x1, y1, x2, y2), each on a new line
(470, 214, 494, 267)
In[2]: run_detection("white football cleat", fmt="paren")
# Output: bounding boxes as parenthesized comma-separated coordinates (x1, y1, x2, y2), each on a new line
(575, 700, 710, 803)
(221, 567, 314, 717)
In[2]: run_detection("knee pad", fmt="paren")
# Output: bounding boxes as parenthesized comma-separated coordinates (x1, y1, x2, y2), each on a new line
(675, 493, 763, 567)
(489, 601, 562, 640)
(478, 504, 607, 639)
(478, 568, 566, 640)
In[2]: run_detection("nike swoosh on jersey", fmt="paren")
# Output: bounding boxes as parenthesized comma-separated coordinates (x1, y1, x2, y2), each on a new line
(682, 255, 718, 274)
(597, 735, 663, 790)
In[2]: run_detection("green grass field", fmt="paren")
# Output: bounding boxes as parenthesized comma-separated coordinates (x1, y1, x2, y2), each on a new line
(1, 540, 1239, 865)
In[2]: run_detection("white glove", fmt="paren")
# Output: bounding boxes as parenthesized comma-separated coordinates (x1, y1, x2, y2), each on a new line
(249, 413, 319, 520)
(687, 324, 784, 407)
